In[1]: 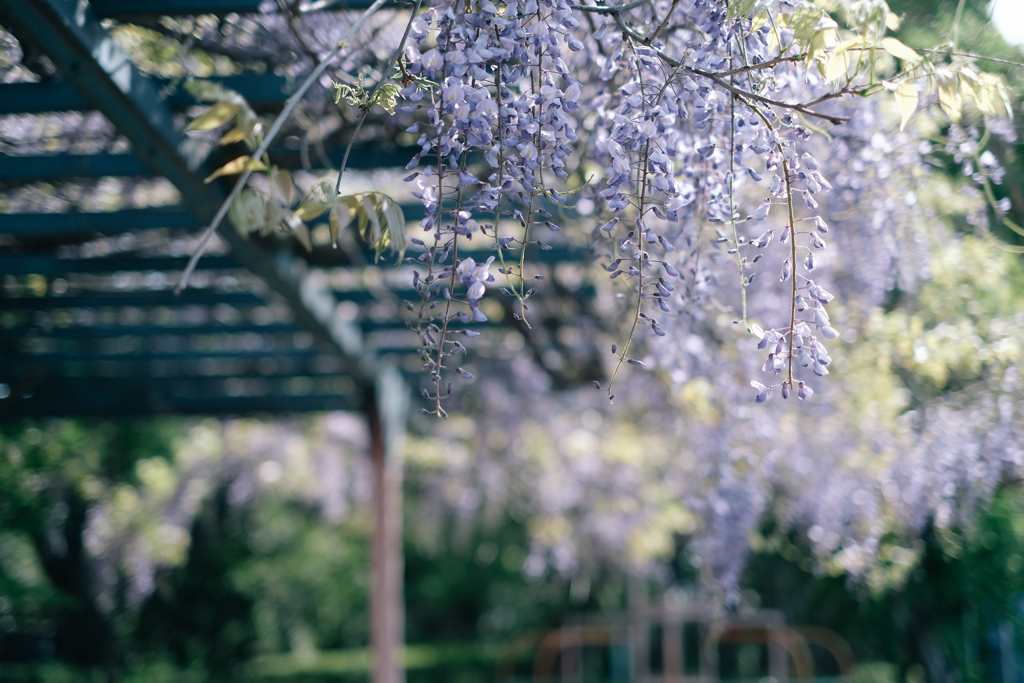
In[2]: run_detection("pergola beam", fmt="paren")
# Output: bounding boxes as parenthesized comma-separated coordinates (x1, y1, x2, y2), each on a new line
(0, 0, 374, 382)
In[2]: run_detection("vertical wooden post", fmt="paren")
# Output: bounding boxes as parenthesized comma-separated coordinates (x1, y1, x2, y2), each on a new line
(367, 368, 408, 683)
(663, 622, 682, 683)
(628, 574, 649, 683)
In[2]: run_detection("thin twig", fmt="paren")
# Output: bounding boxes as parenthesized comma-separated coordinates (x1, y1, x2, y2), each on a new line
(276, 0, 329, 65)
(174, 0, 391, 295)
(914, 47, 1024, 68)
(336, 0, 423, 194)
(647, 0, 678, 43)
(335, 114, 369, 194)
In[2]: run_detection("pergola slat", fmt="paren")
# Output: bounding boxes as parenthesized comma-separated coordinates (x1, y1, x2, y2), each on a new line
(0, 255, 239, 275)
(0, 375, 358, 388)
(2, 349, 328, 362)
(0, 146, 417, 182)
(0, 243, 586, 273)
(92, 0, 266, 16)
(0, 74, 291, 114)
(89, 0, 386, 19)
(0, 209, 199, 238)
(0, 319, 449, 339)
(0, 379, 362, 417)
(0, 288, 413, 309)
(0, 205, 427, 238)
(0, 291, 264, 309)
(0, 153, 151, 181)
(0, 322, 299, 338)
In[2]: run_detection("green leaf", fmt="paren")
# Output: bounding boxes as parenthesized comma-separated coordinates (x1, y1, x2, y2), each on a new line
(204, 156, 267, 183)
(272, 169, 297, 208)
(292, 221, 313, 253)
(847, 0, 889, 44)
(380, 197, 406, 262)
(266, 198, 287, 236)
(880, 37, 919, 63)
(766, 15, 786, 55)
(824, 37, 863, 83)
(329, 202, 353, 245)
(727, 0, 759, 21)
(748, 10, 769, 34)
(362, 194, 382, 246)
(185, 79, 246, 105)
(892, 81, 918, 131)
(228, 188, 266, 236)
(974, 71, 1013, 118)
(187, 102, 241, 132)
(936, 70, 962, 123)
(805, 28, 836, 67)
(824, 49, 850, 83)
(790, 4, 836, 42)
(219, 126, 250, 145)
(184, 81, 259, 145)
(329, 193, 405, 259)
(333, 81, 370, 109)
(373, 83, 402, 116)
(294, 180, 337, 221)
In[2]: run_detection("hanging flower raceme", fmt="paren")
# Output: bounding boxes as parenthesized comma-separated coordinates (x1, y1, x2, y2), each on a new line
(390, 0, 1013, 413)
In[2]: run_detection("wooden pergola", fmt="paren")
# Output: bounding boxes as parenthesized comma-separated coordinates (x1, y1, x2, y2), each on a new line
(0, 0, 601, 679)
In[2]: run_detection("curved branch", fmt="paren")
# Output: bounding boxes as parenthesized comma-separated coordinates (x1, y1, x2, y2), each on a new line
(572, 0, 647, 14)
(714, 53, 804, 77)
(612, 13, 849, 125)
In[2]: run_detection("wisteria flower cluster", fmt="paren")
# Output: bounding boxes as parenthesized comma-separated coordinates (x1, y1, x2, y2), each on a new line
(389, 0, 1012, 413)
(398, 0, 589, 416)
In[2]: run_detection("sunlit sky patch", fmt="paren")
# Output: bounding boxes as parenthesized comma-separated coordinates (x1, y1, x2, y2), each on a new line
(991, 0, 1024, 47)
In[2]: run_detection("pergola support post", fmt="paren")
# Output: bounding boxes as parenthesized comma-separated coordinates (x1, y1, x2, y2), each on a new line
(367, 367, 408, 683)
